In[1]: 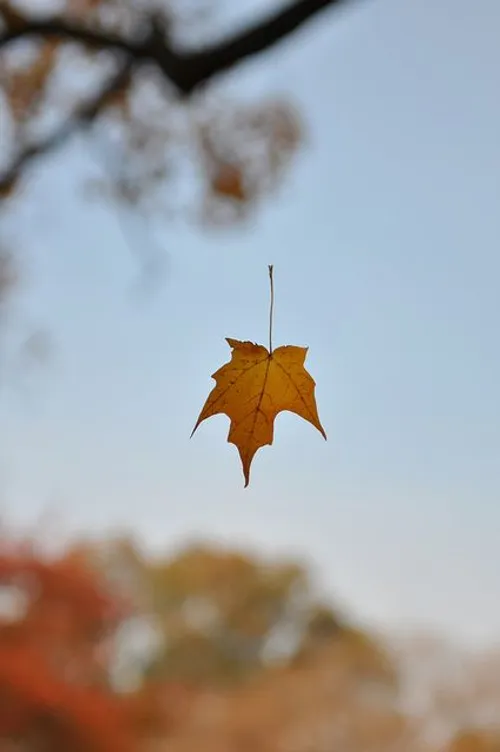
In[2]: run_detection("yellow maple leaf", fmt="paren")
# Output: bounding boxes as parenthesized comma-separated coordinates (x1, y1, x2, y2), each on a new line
(191, 267, 326, 486)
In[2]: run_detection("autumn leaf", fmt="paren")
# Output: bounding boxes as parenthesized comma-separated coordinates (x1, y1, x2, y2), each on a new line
(211, 163, 247, 201)
(192, 268, 326, 486)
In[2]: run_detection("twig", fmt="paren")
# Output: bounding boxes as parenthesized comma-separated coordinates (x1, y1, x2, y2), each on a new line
(268, 265, 275, 354)
(0, 61, 133, 198)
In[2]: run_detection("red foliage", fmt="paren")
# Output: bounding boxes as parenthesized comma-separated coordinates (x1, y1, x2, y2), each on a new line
(0, 538, 138, 751)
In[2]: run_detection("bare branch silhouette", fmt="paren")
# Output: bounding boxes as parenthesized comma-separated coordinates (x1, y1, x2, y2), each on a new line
(0, 0, 360, 198)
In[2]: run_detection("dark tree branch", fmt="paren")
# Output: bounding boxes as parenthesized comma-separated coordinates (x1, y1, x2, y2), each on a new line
(0, 15, 146, 58)
(0, 0, 359, 198)
(0, 0, 356, 94)
(176, 0, 355, 92)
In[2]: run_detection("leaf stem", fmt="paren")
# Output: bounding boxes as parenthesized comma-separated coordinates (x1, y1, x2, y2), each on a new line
(268, 264, 274, 354)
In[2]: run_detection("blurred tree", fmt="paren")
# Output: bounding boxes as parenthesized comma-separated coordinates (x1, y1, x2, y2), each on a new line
(12, 530, 500, 752)
(0, 0, 359, 226)
(75, 537, 418, 752)
(0, 532, 176, 751)
(77, 536, 396, 692)
(159, 639, 421, 752)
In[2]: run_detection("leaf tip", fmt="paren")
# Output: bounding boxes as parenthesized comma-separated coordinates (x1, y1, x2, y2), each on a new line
(190, 415, 203, 439)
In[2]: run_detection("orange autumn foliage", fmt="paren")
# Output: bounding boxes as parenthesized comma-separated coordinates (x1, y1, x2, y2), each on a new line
(0, 538, 161, 751)
(447, 732, 500, 752)
(4, 531, 500, 752)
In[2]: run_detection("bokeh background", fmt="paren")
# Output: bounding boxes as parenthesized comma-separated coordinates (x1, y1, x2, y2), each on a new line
(1, 1, 500, 750)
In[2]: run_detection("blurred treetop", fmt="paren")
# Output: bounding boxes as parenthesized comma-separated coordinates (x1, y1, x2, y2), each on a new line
(0, 0, 358, 225)
(78, 536, 395, 689)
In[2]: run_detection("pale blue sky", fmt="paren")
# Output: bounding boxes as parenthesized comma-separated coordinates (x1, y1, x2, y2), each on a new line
(2, 0, 500, 644)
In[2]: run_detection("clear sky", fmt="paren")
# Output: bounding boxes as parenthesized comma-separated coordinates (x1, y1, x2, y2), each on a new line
(2, 0, 500, 645)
